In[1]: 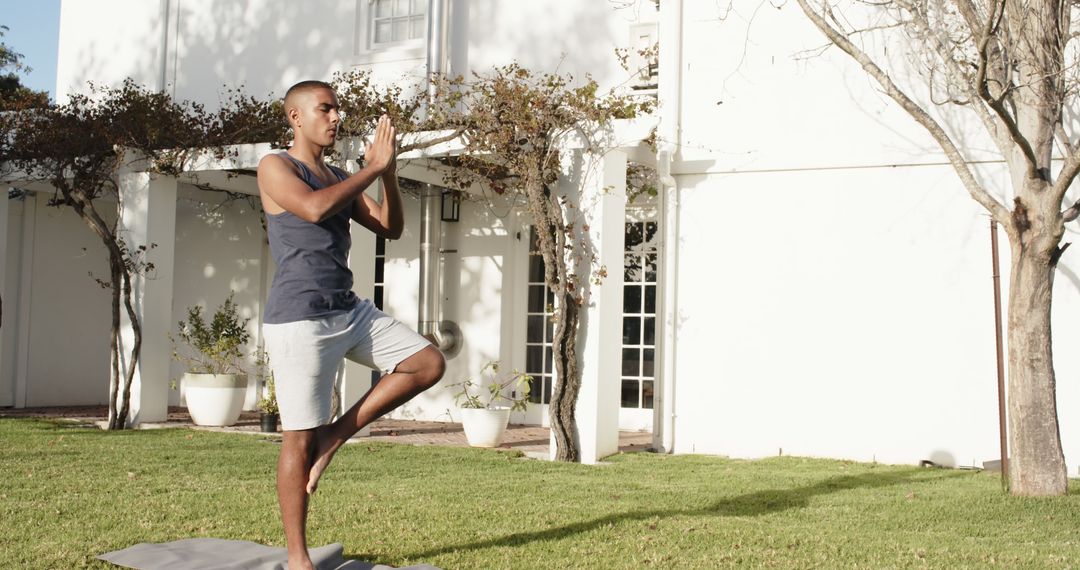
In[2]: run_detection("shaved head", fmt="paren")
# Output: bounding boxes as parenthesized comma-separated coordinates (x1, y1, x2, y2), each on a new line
(283, 80, 334, 123)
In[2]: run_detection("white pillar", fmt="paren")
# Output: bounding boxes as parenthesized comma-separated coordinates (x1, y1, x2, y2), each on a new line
(0, 190, 8, 405)
(13, 192, 35, 408)
(553, 149, 627, 464)
(117, 170, 177, 425)
(655, 153, 680, 454)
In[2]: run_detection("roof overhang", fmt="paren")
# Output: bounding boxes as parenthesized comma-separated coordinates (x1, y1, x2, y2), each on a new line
(2, 116, 659, 197)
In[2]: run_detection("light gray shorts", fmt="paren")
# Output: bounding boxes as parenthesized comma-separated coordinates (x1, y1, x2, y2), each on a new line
(262, 299, 431, 431)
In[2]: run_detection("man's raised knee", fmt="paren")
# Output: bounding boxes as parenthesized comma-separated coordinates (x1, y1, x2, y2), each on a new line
(422, 347, 446, 389)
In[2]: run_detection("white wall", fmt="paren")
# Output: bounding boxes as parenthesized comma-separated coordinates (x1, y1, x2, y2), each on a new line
(4, 192, 115, 406)
(58, 0, 653, 106)
(169, 182, 267, 409)
(55, 0, 164, 103)
(0, 181, 268, 410)
(678, 1, 1000, 171)
(671, 166, 1002, 465)
(465, 1, 637, 90)
(668, 0, 1080, 474)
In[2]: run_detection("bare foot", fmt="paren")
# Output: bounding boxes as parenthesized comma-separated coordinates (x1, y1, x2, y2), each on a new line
(287, 554, 315, 570)
(306, 424, 342, 495)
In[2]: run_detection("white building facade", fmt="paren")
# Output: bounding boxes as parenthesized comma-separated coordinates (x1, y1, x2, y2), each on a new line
(2, 0, 1078, 475)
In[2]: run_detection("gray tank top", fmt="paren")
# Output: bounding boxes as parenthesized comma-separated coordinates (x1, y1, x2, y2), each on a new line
(263, 152, 359, 324)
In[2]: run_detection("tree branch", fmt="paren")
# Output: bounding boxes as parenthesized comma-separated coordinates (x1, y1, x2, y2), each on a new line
(1055, 119, 1074, 157)
(398, 128, 465, 153)
(1061, 195, 1080, 221)
(897, 0, 1012, 158)
(796, 0, 1010, 223)
(1052, 144, 1080, 202)
(972, 0, 1042, 178)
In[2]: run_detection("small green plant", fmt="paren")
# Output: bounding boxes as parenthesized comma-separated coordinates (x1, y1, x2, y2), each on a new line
(450, 361, 533, 412)
(254, 349, 277, 415)
(172, 292, 251, 375)
(257, 377, 278, 415)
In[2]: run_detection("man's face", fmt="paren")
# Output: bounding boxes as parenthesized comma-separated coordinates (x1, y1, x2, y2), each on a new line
(292, 87, 341, 146)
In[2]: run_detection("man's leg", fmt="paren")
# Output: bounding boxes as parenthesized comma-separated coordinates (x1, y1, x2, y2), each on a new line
(278, 429, 317, 570)
(306, 346, 445, 493)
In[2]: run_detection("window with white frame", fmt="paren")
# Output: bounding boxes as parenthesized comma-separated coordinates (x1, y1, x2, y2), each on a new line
(370, 0, 426, 47)
(628, 23, 659, 92)
(525, 228, 555, 405)
(622, 215, 658, 409)
(370, 236, 386, 386)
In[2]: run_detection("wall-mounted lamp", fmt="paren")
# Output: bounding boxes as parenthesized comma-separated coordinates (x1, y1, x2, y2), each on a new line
(440, 190, 460, 222)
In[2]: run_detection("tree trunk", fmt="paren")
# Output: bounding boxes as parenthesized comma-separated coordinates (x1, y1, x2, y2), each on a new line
(1005, 210, 1068, 495)
(114, 263, 141, 429)
(525, 177, 581, 462)
(107, 260, 123, 429)
(58, 179, 141, 430)
(551, 296, 581, 462)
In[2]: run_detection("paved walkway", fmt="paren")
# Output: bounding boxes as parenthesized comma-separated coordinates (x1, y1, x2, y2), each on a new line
(0, 406, 655, 459)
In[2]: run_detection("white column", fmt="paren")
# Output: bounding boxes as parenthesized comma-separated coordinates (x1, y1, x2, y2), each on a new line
(655, 152, 680, 454)
(13, 192, 36, 408)
(117, 170, 177, 425)
(554, 149, 627, 464)
(0, 190, 9, 405)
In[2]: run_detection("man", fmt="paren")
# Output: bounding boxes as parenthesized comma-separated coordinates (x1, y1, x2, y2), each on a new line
(257, 80, 445, 570)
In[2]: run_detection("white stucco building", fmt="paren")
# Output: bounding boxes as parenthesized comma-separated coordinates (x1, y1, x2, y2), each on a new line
(3, 0, 1079, 474)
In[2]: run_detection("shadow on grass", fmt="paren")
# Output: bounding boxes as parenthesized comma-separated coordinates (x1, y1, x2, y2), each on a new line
(380, 467, 968, 560)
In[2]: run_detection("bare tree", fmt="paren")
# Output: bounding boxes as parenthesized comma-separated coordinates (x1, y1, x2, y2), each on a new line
(796, 0, 1077, 495)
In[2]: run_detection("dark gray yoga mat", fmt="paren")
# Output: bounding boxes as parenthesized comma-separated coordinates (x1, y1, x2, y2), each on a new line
(97, 538, 442, 570)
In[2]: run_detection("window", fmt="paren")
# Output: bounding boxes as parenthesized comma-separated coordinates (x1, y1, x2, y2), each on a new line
(628, 23, 658, 94)
(371, 236, 386, 386)
(621, 217, 659, 409)
(373, 236, 386, 310)
(371, 0, 425, 47)
(525, 228, 555, 405)
(355, 0, 427, 62)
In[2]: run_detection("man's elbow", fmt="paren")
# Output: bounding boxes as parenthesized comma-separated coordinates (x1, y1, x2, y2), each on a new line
(384, 226, 404, 240)
(301, 203, 334, 224)
(299, 211, 323, 224)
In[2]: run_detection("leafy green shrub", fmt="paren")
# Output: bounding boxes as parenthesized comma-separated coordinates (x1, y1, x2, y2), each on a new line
(450, 361, 532, 412)
(172, 293, 251, 375)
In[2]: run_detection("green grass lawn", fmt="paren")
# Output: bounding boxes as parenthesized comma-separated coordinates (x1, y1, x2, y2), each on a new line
(1, 418, 1078, 569)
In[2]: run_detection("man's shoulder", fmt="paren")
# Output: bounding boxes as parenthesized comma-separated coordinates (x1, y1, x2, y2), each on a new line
(258, 151, 285, 170)
(259, 151, 292, 167)
(258, 151, 304, 179)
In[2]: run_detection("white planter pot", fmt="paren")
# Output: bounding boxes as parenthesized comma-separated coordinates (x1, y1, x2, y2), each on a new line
(460, 407, 511, 448)
(182, 373, 248, 427)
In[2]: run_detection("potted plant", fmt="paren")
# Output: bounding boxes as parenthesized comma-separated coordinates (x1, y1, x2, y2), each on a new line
(172, 293, 251, 427)
(450, 361, 532, 448)
(255, 349, 278, 432)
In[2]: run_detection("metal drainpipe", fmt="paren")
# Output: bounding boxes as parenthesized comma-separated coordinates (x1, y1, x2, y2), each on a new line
(418, 0, 460, 355)
(990, 220, 1008, 488)
(157, 0, 170, 93)
(655, 0, 683, 454)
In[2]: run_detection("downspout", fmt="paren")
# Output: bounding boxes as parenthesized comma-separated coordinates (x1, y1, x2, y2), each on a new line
(157, 0, 170, 93)
(419, 0, 460, 355)
(655, 0, 683, 454)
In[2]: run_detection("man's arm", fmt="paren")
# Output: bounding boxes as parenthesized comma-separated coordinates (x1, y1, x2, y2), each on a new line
(257, 116, 396, 223)
(351, 156, 404, 240)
